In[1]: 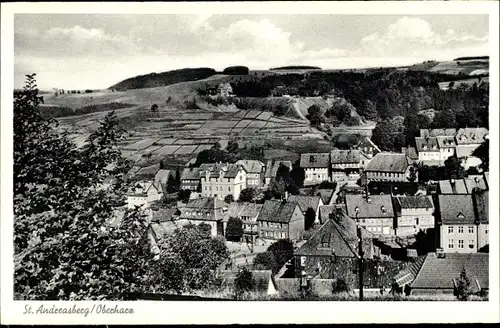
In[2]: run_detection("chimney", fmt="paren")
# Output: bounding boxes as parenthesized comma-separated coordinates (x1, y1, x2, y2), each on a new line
(367, 196, 372, 204)
(284, 190, 289, 200)
(436, 248, 446, 258)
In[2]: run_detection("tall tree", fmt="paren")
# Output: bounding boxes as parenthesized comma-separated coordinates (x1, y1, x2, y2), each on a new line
(444, 155, 466, 180)
(472, 139, 489, 172)
(304, 208, 316, 230)
(14, 74, 150, 300)
(455, 266, 472, 301)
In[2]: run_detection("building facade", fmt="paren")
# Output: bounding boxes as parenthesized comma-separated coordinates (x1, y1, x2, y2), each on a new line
(236, 160, 265, 188)
(364, 153, 416, 182)
(126, 181, 164, 209)
(330, 149, 370, 181)
(179, 197, 229, 237)
(200, 163, 247, 200)
(257, 200, 305, 240)
(394, 196, 435, 236)
(300, 153, 330, 185)
(345, 194, 395, 235)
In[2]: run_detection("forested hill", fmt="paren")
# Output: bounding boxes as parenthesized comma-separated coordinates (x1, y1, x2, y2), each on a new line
(109, 68, 217, 91)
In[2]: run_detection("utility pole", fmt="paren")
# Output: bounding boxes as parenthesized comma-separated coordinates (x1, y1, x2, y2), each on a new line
(355, 207, 364, 301)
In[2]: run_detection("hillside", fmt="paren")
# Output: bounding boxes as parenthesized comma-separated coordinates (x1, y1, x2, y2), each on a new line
(109, 68, 218, 91)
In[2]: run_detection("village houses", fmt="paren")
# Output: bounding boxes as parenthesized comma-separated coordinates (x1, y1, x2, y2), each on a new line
(330, 149, 370, 181)
(126, 180, 164, 209)
(352, 136, 381, 159)
(264, 160, 292, 188)
(300, 153, 330, 185)
(345, 194, 395, 235)
(257, 199, 305, 240)
(286, 195, 324, 225)
(235, 159, 266, 188)
(180, 167, 202, 191)
(200, 163, 247, 200)
(222, 202, 263, 242)
(364, 152, 416, 182)
(393, 195, 435, 237)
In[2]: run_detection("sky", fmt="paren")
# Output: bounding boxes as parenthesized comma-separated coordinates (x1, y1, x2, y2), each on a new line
(14, 14, 489, 90)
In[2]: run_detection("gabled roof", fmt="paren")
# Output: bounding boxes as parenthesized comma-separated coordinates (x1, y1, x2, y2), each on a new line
(300, 153, 330, 168)
(464, 176, 488, 193)
(257, 200, 301, 223)
(415, 137, 439, 152)
(472, 190, 489, 224)
(236, 160, 265, 174)
(151, 207, 180, 223)
(410, 253, 489, 291)
(224, 164, 244, 178)
(402, 147, 419, 160)
(393, 254, 428, 288)
(181, 167, 202, 180)
(200, 163, 243, 179)
(438, 179, 469, 194)
(437, 194, 476, 225)
(355, 137, 381, 153)
(180, 197, 229, 221)
(217, 82, 233, 90)
(330, 149, 368, 164)
(127, 180, 163, 196)
(287, 195, 322, 212)
(396, 196, 434, 209)
(318, 205, 345, 225)
(455, 127, 488, 145)
(154, 169, 171, 186)
(316, 189, 334, 205)
(420, 128, 457, 138)
(345, 194, 394, 219)
(294, 216, 373, 258)
(365, 152, 412, 173)
(223, 202, 263, 222)
(436, 136, 457, 148)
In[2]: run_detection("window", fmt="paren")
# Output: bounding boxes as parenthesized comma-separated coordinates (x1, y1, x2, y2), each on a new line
(468, 226, 474, 234)
(448, 226, 454, 234)
(321, 234, 331, 248)
(469, 240, 475, 249)
(228, 187, 231, 192)
(485, 228, 488, 234)
(458, 226, 463, 233)
(458, 240, 464, 249)
(448, 239, 454, 249)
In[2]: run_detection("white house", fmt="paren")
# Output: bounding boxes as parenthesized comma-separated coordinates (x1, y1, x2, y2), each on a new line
(126, 180, 164, 209)
(200, 163, 247, 200)
(300, 153, 330, 185)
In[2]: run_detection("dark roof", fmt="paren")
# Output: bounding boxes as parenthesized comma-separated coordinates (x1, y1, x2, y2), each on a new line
(287, 195, 322, 212)
(411, 253, 489, 291)
(300, 153, 330, 168)
(437, 194, 476, 225)
(151, 207, 180, 223)
(473, 190, 489, 224)
(257, 200, 301, 223)
(330, 150, 366, 164)
(436, 136, 457, 148)
(294, 215, 373, 258)
(420, 128, 457, 138)
(464, 176, 488, 193)
(223, 202, 263, 222)
(180, 197, 229, 221)
(316, 189, 334, 205)
(455, 127, 488, 145)
(438, 179, 469, 194)
(365, 152, 412, 173)
(224, 164, 244, 178)
(319, 205, 344, 225)
(393, 255, 428, 287)
(181, 167, 202, 180)
(345, 195, 394, 219)
(199, 163, 243, 179)
(396, 196, 433, 209)
(415, 137, 439, 152)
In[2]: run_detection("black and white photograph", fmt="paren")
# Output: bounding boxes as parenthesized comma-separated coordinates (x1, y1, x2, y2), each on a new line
(1, 1, 499, 325)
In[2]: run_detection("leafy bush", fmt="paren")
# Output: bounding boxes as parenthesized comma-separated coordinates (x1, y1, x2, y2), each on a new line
(226, 217, 243, 242)
(234, 268, 255, 299)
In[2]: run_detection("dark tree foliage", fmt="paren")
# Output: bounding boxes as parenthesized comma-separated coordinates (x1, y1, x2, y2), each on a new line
(223, 66, 249, 75)
(226, 217, 243, 242)
(253, 251, 277, 271)
(239, 188, 256, 202)
(304, 208, 316, 230)
(444, 155, 466, 179)
(306, 104, 326, 127)
(166, 174, 179, 193)
(178, 189, 192, 203)
(195, 148, 233, 166)
(267, 239, 294, 274)
(14, 74, 150, 300)
(234, 268, 255, 299)
(224, 195, 235, 204)
(227, 140, 239, 154)
(290, 165, 306, 189)
(472, 139, 489, 172)
(151, 104, 159, 112)
(455, 266, 472, 301)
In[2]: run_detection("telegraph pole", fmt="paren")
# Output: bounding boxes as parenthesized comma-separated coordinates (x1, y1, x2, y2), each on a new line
(355, 207, 364, 301)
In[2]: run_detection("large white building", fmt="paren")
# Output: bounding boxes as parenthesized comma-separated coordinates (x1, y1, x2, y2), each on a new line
(200, 163, 247, 200)
(394, 195, 435, 237)
(235, 160, 265, 188)
(300, 153, 330, 185)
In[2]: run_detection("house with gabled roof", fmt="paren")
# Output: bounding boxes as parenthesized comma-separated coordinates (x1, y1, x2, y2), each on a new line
(222, 202, 263, 241)
(438, 175, 488, 195)
(394, 252, 489, 295)
(316, 189, 335, 205)
(180, 167, 202, 191)
(345, 194, 395, 235)
(236, 160, 265, 188)
(300, 153, 330, 185)
(330, 149, 370, 181)
(257, 200, 305, 240)
(217, 82, 233, 97)
(435, 136, 457, 161)
(364, 152, 416, 182)
(353, 136, 381, 159)
(394, 195, 434, 237)
(436, 193, 488, 253)
(415, 136, 441, 164)
(420, 128, 457, 138)
(179, 197, 229, 236)
(287, 195, 323, 224)
(126, 180, 164, 209)
(200, 163, 247, 200)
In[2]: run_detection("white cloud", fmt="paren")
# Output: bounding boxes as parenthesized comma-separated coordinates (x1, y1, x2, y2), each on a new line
(361, 16, 488, 58)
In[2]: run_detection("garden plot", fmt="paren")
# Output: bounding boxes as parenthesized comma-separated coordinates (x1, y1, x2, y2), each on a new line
(174, 139, 198, 145)
(153, 145, 181, 155)
(202, 120, 239, 129)
(194, 144, 213, 153)
(273, 127, 311, 133)
(231, 128, 244, 134)
(174, 145, 198, 155)
(247, 120, 267, 128)
(182, 124, 204, 130)
(180, 113, 214, 120)
(123, 138, 160, 150)
(190, 138, 212, 144)
(234, 120, 252, 128)
(256, 111, 273, 121)
(232, 111, 247, 118)
(156, 138, 178, 145)
(143, 145, 162, 153)
(244, 110, 262, 119)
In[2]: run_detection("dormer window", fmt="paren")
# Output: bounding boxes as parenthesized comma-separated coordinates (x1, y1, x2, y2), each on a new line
(457, 213, 465, 220)
(320, 234, 331, 248)
(310, 155, 315, 163)
(381, 206, 387, 214)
